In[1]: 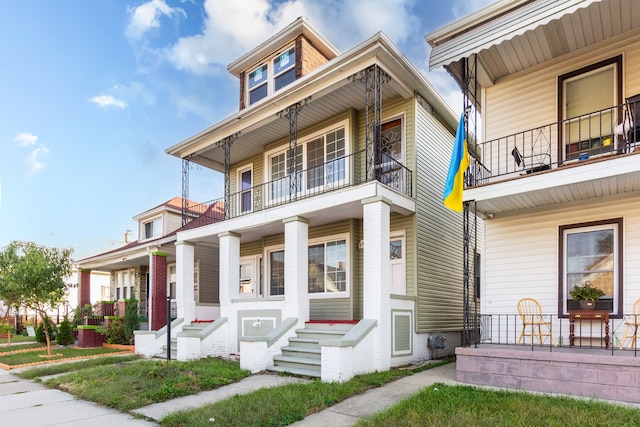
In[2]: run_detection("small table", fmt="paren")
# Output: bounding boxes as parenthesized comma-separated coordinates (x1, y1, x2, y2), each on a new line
(569, 310, 610, 349)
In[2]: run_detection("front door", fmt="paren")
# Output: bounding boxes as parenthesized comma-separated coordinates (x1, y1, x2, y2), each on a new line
(239, 256, 261, 297)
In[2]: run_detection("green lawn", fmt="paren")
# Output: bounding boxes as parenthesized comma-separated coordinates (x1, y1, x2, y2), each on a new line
(0, 346, 129, 366)
(0, 335, 37, 344)
(45, 357, 251, 411)
(0, 342, 44, 354)
(18, 354, 143, 379)
(356, 383, 640, 427)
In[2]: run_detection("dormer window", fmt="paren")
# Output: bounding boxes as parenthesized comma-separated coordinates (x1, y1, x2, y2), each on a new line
(142, 217, 162, 240)
(247, 45, 296, 106)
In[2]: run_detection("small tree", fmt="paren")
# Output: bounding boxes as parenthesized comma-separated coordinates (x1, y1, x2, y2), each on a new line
(0, 246, 24, 347)
(124, 290, 140, 344)
(56, 315, 74, 346)
(35, 317, 58, 344)
(1, 242, 72, 356)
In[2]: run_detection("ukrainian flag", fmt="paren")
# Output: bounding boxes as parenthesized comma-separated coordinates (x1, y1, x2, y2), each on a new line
(443, 114, 469, 212)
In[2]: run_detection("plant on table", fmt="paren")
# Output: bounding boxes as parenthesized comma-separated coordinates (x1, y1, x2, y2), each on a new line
(569, 281, 605, 309)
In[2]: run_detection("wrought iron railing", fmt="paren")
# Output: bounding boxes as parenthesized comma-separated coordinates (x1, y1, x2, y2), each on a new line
(467, 99, 640, 187)
(477, 313, 640, 357)
(186, 150, 413, 226)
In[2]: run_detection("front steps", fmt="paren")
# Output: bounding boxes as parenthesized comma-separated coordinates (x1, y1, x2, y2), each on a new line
(154, 321, 207, 359)
(267, 322, 354, 378)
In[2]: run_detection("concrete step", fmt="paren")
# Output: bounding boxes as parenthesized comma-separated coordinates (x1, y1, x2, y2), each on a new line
(273, 354, 321, 371)
(281, 345, 321, 360)
(266, 365, 321, 378)
(295, 328, 348, 341)
(304, 322, 355, 332)
(288, 337, 321, 350)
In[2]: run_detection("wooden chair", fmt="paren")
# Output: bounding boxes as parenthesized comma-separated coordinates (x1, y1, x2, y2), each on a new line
(517, 298, 557, 346)
(619, 299, 640, 350)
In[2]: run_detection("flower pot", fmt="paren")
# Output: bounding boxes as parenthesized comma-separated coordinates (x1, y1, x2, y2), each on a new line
(579, 300, 597, 310)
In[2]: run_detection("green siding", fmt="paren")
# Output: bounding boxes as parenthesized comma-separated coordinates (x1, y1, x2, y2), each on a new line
(196, 244, 219, 304)
(414, 100, 467, 332)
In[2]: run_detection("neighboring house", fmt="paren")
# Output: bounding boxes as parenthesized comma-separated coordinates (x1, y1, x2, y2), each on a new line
(427, 0, 640, 403)
(135, 17, 475, 382)
(76, 197, 222, 330)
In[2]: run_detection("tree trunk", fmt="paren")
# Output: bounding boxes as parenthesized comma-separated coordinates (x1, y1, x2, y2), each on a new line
(41, 312, 52, 357)
(3, 311, 11, 347)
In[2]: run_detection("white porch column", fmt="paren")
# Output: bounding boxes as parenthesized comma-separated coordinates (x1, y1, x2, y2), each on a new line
(175, 241, 196, 322)
(362, 196, 391, 372)
(283, 216, 309, 322)
(218, 231, 240, 317)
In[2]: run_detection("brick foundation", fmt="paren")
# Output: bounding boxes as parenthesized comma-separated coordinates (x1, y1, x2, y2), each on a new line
(77, 327, 105, 348)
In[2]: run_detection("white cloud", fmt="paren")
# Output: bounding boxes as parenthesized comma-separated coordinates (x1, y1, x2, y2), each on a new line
(126, 0, 186, 41)
(14, 132, 38, 147)
(26, 145, 49, 175)
(89, 95, 128, 109)
(165, 0, 419, 76)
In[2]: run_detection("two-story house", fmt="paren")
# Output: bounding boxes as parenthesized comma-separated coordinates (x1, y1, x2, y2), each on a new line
(76, 196, 221, 330)
(135, 17, 472, 382)
(427, 0, 640, 404)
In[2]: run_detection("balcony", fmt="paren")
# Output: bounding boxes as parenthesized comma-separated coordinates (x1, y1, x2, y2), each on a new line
(468, 101, 639, 187)
(184, 150, 412, 228)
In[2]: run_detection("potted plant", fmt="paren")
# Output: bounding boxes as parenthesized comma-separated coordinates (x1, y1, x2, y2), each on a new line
(569, 281, 605, 310)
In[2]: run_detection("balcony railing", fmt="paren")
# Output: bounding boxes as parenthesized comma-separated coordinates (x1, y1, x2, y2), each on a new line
(467, 99, 639, 187)
(477, 313, 640, 357)
(186, 150, 413, 226)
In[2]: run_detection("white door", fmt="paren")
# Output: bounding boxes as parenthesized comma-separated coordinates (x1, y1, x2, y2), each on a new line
(239, 256, 261, 297)
(390, 235, 406, 295)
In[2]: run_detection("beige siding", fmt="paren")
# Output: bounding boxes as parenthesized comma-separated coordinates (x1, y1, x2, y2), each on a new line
(484, 31, 640, 166)
(352, 219, 363, 320)
(415, 100, 468, 332)
(483, 195, 640, 316)
(240, 240, 263, 257)
(164, 212, 183, 235)
(196, 244, 219, 304)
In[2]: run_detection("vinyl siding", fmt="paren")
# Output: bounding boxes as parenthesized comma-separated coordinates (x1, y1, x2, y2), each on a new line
(196, 244, 219, 304)
(483, 31, 640, 166)
(415, 99, 468, 332)
(164, 212, 183, 235)
(483, 194, 640, 316)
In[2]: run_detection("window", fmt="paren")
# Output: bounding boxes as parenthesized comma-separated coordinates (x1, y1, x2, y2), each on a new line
(247, 46, 296, 106)
(267, 123, 347, 201)
(248, 64, 268, 105)
(559, 218, 623, 316)
(308, 239, 347, 294)
(377, 118, 405, 192)
(143, 217, 162, 240)
(144, 222, 153, 239)
(269, 250, 285, 296)
(168, 264, 176, 300)
(238, 166, 253, 214)
(559, 56, 621, 160)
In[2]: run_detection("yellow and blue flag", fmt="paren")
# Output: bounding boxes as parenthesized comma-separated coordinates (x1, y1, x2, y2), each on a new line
(443, 114, 469, 212)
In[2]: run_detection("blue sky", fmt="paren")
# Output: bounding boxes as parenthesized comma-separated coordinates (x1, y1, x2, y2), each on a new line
(0, 0, 495, 259)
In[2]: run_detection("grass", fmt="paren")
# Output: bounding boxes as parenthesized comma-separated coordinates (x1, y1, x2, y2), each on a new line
(17, 354, 143, 379)
(0, 335, 37, 344)
(160, 360, 452, 427)
(356, 383, 640, 427)
(0, 342, 44, 353)
(45, 357, 251, 411)
(0, 346, 128, 366)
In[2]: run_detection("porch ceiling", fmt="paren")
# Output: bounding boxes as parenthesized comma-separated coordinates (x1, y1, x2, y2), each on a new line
(428, 0, 640, 90)
(189, 78, 406, 172)
(466, 154, 640, 217)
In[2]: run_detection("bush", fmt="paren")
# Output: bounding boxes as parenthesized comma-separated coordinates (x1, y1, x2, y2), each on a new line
(124, 291, 140, 344)
(71, 304, 94, 329)
(35, 317, 58, 344)
(104, 318, 128, 345)
(56, 315, 74, 346)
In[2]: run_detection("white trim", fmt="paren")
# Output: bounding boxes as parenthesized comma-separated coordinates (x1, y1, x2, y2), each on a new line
(390, 230, 406, 296)
(236, 163, 254, 215)
(308, 232, 351, 299)
(391, 310, 413, 356)
(264, 118, 351, 202)
(246, 43, 296, 106)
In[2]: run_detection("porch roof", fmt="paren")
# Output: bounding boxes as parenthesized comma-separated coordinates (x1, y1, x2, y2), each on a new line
(166, 32, 458, 173)
(426, 0, 639, 91)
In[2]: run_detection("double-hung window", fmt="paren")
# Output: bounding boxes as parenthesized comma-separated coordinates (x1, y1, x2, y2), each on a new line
(560, 218, 622, 315)
(559, 56, 621, 160)
(247, 46, 296, 106)
(269, 250, 285, 296)
(308, 238, 347, 294)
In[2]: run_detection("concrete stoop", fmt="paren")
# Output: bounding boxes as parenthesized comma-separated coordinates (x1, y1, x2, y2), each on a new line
(153, 321, 208, 359)
(267, 322, 354, 378)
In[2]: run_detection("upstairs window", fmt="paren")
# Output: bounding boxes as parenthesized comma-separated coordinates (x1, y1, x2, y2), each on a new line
(142, 217, 162, 240)
(247, 45, 296, 106)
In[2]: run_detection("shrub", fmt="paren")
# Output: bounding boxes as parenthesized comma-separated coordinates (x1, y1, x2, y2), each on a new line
(56, 315, 74, 346)
(104, 318, 128, 345)
(124, 290, 140, 344)
(35, 317, 58, 344)
(71, 304, 94, 329)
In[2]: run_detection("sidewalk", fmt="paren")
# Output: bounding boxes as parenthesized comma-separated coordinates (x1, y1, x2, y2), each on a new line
(291, 363, 458, 427)
(0, 366, 155, 427)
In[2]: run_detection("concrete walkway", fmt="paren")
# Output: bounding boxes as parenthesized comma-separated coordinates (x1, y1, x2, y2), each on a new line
(0, 366, 155, 427)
